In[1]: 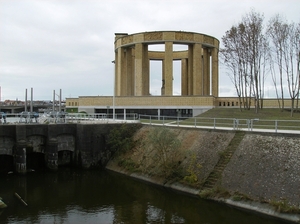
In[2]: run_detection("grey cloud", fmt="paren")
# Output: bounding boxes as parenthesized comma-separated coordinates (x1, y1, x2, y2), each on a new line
(0, 0, 299, 100)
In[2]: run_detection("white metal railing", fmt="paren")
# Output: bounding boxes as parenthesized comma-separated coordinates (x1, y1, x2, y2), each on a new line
(138, 115, 300, 133)
(0, 112, 139, 124)
(1, 112, 300, 133)
(63, 113, 138, 123)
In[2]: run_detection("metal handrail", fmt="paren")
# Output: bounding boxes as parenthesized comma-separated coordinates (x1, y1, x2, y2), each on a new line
(2, 113, 300, 133)
(139, 115, 300, 133)
(0, 112, 139, 124)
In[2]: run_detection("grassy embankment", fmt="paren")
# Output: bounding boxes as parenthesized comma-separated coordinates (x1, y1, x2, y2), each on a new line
(198, 107, 300, 120)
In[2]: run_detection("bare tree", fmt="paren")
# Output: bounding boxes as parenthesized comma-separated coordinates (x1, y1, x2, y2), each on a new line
(242, 10, 268, 113)
(285, 22, 300, 116)
(297, 23, 300, 111)
(269, 50, 282, 108)
(222, 11, 299, 115)
(221, 10, 267, 113)
(258, 37, 270, 109)
(267, 15, 290, 111)
(220, 26, 244, 110)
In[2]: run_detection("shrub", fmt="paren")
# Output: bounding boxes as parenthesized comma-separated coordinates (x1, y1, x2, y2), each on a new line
(145, 127, 183, 178)
(182, 153, 202, 186)
(107, 123, 141, 155)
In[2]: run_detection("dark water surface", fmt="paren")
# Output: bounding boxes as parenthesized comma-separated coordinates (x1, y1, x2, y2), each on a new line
(0, 168, 287, 224)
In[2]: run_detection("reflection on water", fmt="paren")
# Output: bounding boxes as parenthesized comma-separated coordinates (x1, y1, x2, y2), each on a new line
(0, 168, 287, 224)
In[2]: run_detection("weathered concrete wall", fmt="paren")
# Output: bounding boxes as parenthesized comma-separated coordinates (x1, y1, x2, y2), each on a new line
(0, 137, 14, 155)
(76, 124, 112, 169)
(0, 123, 141, 173)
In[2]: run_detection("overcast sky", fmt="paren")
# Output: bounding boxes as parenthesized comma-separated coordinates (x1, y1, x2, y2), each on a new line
(1, 0, 299, 100)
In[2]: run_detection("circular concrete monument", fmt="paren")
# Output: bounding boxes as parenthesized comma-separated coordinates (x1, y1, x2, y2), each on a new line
(114, 31, 219, 97)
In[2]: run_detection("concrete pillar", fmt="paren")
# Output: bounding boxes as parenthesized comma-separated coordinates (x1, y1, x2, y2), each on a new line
(193, 43, 202, 95)
(130, 51, 135, 96)
(181, 58, 188, 95)
(164, 41, 173, 95)
(161, 60, 165, 95)
(188, 44, 193, 95)
(158, 108, 160, 120)
(15, 140, 27, 174)
(114, 52, 118, 97)
(212, 47, 219, 97)
(143, 45, 150, 96)
(116, 47, 124, 96)
(46, 138, 58, 170)
(126, 48, 134, 96)
(203, 48, 211, 95)
(135, 43, 144, 96)
(120, 48, 128, 96)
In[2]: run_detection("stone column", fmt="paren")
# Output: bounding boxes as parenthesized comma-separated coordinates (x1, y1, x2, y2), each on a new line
(135, 43, 144, 96)
(193, 43, 202, 95)
(161, 60, 165, 95)
(46, 138, 58, 170)
(126, 48, 134, 96)
(203, 48, 211, 95)
(116, 47, 123, 96)
(212, 47, 219, 97)
(142, 45, 149, 96)
(157, 108, 160, 120)
(188, 44, 193, 95)
(114, 51, 118, 97)
(181, 58, 188, 96)
(130, 51, 135, 96)
(164, 41, 173, 96)
(15, 140, 27, 174)
(120, 48, 128, 96)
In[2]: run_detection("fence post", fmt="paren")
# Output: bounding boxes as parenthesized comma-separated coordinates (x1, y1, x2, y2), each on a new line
(163, 116, 164, 126)
(194, 117, 196, 128)
(214, 118, 216, 129)
(275, 120, 278, 133)
(150, 115, 151, 125)
(177, 116, 179, 127)
(233, 119, 238, 130)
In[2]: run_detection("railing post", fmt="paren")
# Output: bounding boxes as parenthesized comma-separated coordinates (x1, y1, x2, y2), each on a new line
(233, 119, 238, 130)
(150, 115, 151, 125)
(213, 118, 216, 129)
(275, 120, 278, 133)
(177, 116, 179, 127)
(194, 117, 196, 128)
(163, 116, 164, 126)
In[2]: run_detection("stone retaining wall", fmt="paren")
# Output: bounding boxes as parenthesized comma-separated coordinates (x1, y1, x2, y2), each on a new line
(106, 125, 300, 222)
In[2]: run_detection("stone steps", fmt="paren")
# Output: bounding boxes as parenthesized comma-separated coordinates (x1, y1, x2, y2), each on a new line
(201, 131, 245, 191)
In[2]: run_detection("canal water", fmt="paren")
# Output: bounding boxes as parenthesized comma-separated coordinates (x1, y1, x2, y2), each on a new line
(0, 168, 287, 224)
